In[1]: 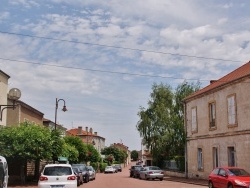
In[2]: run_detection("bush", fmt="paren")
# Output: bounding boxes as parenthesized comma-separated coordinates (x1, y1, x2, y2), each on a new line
(174, 156, 185, 172)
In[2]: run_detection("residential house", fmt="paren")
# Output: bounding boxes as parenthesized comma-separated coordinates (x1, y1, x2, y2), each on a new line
(7, 100, 44, 126)
(67, 126, 105, 154)
(183, 61, 250, 179)
(141, 143, 152, 166)
(111, 143, 131, 166)
(43, 118, 67, 136)
(0, 70, 10, 126)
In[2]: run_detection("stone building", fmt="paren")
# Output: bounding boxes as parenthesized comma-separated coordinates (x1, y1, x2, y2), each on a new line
(184, 61, 250, 179)
(67, 126, 105, 154)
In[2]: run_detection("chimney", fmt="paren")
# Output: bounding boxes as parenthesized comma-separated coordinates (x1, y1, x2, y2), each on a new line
(90, 128, 93, 134)
(94, 132, 97, 135)
(210, 80, 217, 84)
(85, 126, 88, 132)
(78, 126, 82, 135)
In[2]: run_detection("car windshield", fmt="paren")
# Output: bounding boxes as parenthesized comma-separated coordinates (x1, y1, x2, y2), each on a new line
(72, 164, 87, 171)
(228, 169, 250, 176)
(44, 166, 72, 176)
(149, 166, 161, 170)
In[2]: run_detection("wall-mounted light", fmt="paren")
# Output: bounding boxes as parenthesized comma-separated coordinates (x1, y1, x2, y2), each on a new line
(0, 88, 21, 121)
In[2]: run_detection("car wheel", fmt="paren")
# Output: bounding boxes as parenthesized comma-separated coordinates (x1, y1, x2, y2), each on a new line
(228, 183, 233, 188)
(208, 181, 214, 188)
(160, 178, 163, 181)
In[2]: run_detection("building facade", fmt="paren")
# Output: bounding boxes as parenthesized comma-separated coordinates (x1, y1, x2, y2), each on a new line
(0, 70, 10, 126)
(111, 143, 131, 166)
(7, 100, 44, 126)
(184, 61, 250, 179)
(67, 126, 105, 154)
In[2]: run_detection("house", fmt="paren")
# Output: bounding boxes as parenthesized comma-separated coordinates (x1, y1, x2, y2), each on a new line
(67, 126, 105, 154)
(6, 100, 44, 126)
(43, 118, 67, 136)
(183, 61, 250, 179)
(111, 143, 131, 166)
(0, 70, 10, 126)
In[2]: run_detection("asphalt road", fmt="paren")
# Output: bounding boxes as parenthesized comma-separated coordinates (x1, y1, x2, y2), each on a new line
(9, 163, 207, 188)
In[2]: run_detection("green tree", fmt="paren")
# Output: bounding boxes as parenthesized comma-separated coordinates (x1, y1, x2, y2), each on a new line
(101, 146, 127, 164)
(136, 81, 200, 167)
(63, 136, 88, 163)
(131, 150, 138, 161)
(86, 144, 100, 163)
(0, 122, 56, 183)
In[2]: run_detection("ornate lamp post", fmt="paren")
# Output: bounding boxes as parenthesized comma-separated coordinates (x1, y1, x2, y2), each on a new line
(0, 88, 21, 121)
(54, 98, 67, 130)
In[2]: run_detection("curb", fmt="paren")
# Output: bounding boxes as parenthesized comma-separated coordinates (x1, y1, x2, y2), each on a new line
(164, 176, 207, 186)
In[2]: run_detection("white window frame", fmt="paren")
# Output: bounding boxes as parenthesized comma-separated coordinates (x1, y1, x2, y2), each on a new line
(227, 94, 237, 125)
(191, 107, 197, 132)
(198, 148, 203, 170)
(209, 102, 216, 128)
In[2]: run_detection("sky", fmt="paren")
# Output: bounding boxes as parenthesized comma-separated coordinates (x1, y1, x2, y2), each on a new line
(0, 0, 250, 151)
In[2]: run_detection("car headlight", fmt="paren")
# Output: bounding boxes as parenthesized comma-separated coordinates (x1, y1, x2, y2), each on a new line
(234, 179, 247, 186)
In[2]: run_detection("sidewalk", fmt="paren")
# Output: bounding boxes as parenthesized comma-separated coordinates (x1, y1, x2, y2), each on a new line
(164, 176, 208, 186)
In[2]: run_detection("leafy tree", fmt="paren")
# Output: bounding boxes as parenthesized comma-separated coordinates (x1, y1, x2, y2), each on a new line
(86, 144, 101, 163)
(136, 81, 200, 167)
(0, 122, 55, 183)
(60, 142, 79, 163)
(131, 150, 139, 161)
(101, 146, 127, 164)
(63, 136, 88, 163)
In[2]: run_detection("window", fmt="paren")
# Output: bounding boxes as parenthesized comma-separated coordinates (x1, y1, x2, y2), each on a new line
(228, 147, 236, 167)
(209, 102, 216, 128)
(213, 147, 219, 168)
(227, 95, 237, 125)
(198, 148, 203, 170)
(191, 107, 197, 132)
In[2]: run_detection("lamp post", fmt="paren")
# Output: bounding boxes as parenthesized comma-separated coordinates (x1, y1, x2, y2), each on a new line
(0, 88, 21, 121)
(54, 98, 67, 130)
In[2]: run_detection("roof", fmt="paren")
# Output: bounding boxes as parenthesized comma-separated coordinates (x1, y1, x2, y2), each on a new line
(185, 61, 250, 101)
(66, 128, 105, 140)
(16, 100, 44, 116)
(0, 70, 10, 79)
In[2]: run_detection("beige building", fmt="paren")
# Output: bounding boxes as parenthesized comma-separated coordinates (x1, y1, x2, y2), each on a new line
(0, 70, 10, 126)
(7, 100, 44, 126)
(183, 61, 250, 179)
(67, 126, 105, 154)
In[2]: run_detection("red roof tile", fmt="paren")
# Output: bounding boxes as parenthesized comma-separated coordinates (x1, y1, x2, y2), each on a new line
(185, 61, 250, 100)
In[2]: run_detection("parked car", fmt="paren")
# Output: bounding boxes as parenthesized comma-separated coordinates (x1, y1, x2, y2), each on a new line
(0, 156, 8, 188)
(87, 166, 96, 180)
(129, 165, 143, 177)
(104, 166, 116, 173)
(38, 164, 77, 188)
(72, 167, 83, 186)
(139, 166, 164, 181)
(71, 164, 90, 183)
(133, 166, 144, 178)
(208, 167, 250, 188)
(113, 164, 122, 172)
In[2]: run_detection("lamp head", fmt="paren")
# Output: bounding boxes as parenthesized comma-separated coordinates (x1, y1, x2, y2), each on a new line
(8, 88, 21, 101)
(62, 105, 67, 112)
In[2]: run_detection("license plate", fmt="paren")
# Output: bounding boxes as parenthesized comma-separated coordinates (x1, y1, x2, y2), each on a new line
(51, 185, 64, 188)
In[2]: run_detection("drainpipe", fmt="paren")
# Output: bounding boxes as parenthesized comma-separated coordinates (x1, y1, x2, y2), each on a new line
(184, 101, 188, 179)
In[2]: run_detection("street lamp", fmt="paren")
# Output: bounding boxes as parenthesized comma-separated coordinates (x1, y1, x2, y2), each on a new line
(0, 88, 21, 121)
(54, 98, 67, 130)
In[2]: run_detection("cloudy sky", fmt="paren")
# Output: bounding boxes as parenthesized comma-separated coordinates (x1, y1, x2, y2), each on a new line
(1, 0, 250, 151)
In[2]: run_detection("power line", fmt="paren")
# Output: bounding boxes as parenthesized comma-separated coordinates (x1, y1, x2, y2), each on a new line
(0, 57, 204, 81)
(0, 30, 242, 63)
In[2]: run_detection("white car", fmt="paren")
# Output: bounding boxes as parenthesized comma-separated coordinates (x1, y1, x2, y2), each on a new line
(38, 164, 77, 188)
(104, 166, 116, 173)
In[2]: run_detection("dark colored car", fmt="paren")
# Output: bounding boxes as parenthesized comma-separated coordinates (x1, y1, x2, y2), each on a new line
(113, 164, 122, 172)
(133, 166, 144, 178)
(71, 164, 90, 183)
(208, 167, 250, 188)
(129, 165, 143, 177)
(72, 167, 83, 186)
